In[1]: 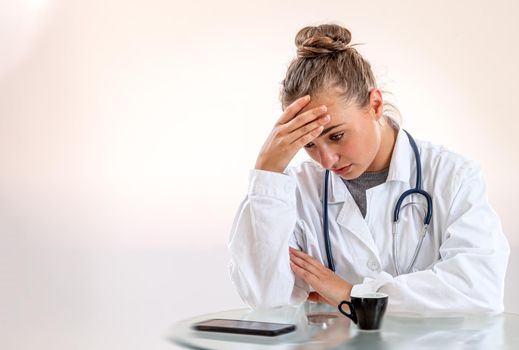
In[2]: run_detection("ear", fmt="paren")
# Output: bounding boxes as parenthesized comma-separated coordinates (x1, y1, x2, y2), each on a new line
(368, 89, 384, 121)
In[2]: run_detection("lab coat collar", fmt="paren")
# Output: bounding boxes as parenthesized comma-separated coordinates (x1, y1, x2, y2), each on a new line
(320, 128, 413, 204)
(386, 128, 414, 185)
(319, 168, 348, 204)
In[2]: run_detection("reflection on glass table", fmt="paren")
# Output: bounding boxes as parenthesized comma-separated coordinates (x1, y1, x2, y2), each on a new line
(166, 302, 519, 350)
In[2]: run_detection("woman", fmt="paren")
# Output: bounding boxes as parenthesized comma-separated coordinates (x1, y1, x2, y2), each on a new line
(228, 24, 509, 313)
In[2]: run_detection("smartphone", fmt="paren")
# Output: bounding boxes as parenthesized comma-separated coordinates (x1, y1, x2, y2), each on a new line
(192, 318, 296, 337)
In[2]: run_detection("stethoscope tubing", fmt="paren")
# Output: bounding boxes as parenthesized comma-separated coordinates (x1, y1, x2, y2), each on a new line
(322, 169, 335, 272)
(322, 130, 433, 274)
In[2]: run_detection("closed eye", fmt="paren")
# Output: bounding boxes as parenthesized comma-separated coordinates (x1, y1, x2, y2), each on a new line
(304, 132, 344, 148)
(330, 133, 343, 141)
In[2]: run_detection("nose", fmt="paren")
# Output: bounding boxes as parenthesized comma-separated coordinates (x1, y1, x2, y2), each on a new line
(317, 145, 339, 170)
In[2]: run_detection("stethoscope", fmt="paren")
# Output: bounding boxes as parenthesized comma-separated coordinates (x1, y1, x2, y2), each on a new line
(322, 130, 433, 275)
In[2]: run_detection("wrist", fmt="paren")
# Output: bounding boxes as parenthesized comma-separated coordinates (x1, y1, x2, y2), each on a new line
(254, 160, 286, 173)
(343, 283, 353, 300)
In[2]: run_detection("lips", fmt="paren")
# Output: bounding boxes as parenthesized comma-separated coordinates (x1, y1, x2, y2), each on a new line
(334, 164, 351, 171)
(332, 164, 353, 175)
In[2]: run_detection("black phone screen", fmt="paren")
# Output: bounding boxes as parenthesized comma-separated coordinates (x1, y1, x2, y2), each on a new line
(192, 318, 296, 336)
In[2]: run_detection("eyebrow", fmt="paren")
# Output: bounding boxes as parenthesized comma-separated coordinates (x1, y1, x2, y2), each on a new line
(318, 123, 346, 138)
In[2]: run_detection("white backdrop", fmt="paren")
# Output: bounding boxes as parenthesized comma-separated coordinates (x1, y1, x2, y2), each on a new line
(1, 1, 518, 349)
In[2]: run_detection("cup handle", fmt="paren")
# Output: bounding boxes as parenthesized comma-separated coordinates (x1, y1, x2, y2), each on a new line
(338, 300, 357, 324)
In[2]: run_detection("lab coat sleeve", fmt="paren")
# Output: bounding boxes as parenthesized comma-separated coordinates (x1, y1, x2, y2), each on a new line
(351, 162, 510, 314)
(227, 169, 309, 309)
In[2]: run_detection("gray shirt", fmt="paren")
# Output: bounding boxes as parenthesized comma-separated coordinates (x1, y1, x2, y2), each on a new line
(342, 168, 389, 218)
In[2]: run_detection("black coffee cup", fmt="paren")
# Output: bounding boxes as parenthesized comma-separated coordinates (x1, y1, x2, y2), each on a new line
(338, 293, 388, 330)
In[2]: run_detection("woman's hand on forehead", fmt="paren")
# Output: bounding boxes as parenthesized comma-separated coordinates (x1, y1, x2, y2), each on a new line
(255, 95, 330, 173)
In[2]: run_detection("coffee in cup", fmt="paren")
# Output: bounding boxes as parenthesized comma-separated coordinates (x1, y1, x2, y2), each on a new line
(338, 292, 388, 330)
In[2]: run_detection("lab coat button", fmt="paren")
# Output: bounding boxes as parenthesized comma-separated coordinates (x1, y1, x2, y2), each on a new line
(367, 259, 380, 271)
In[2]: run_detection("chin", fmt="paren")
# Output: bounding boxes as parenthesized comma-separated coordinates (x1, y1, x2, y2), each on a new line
(340, 174, 359, 181)
(340, 168, 363, 180)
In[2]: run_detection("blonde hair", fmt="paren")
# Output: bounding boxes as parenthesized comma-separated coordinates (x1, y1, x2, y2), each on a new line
(280, 24, 401, 129)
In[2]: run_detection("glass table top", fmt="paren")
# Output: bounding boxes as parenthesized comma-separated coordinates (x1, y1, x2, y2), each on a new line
(167, 302, 519, 350)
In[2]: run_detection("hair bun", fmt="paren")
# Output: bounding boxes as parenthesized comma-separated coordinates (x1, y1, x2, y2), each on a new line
(295, 24, 352, 58)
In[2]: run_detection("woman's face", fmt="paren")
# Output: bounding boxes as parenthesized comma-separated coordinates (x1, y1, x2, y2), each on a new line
(299, 88, 387, 180)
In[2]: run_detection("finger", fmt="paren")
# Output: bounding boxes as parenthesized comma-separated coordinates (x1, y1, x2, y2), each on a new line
(290, 253, 322, 277)
(284, 105, 328, 134)
(285, 114, 330, 144)
(290, 124, 324, 147)
(291, 261, 336, 302)
(290, 261, 321, 286)
(289, 247, 328, 272)
(307, 292, 321, 303)
(308, 292, 334, 305)
(307, 292, 322, 302)
(276, 95, 311, 125)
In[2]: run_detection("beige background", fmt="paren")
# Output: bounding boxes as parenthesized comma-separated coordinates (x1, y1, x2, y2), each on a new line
(1, 0, 518, 349)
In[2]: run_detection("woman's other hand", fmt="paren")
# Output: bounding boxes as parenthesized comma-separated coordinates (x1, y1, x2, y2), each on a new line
(289, 247, 352, 306)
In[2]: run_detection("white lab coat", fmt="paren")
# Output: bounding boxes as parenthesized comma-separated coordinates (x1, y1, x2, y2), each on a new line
(228, 129, 510, 314)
